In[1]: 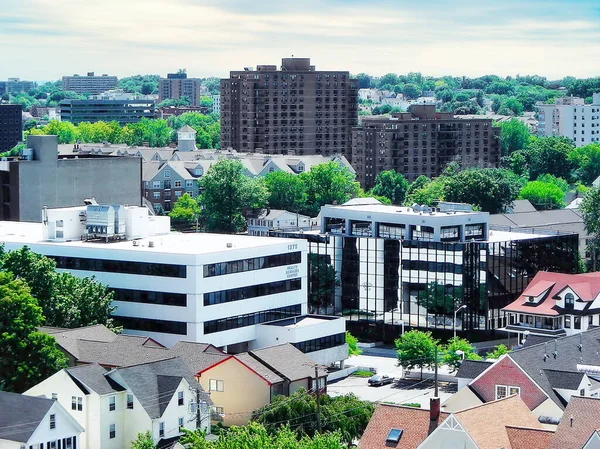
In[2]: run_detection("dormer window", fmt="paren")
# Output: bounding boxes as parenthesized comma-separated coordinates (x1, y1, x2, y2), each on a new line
(565, 293, 575, 309)
(297, 164, 305, 172)
(195, 168, 203, 176)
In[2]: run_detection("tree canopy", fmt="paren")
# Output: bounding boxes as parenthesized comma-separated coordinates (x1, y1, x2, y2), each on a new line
(370, 170, 409, 205)
(395, 330, 438, 379)
(497, 119, 531, 155)
(0, 271, 67, 392)
(519, 180, 565, 210)
(301, 162, 361, 217)
(441, 337, 482, 373)
(580, 187, 600, 270)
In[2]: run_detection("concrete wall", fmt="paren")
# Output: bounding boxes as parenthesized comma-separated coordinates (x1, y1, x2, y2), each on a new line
(15, 135, 141, 222)
(196, 357, 272, 427)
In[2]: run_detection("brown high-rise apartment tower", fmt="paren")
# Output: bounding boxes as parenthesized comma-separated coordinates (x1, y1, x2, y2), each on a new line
(220, 58, 358, 159)
(352, 105, 501, 188)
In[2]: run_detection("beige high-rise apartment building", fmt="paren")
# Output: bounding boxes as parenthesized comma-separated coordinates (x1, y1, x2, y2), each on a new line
(159, 73, 202, 107)
(220, 58, 358, 159)
(352, 105, 501, 188)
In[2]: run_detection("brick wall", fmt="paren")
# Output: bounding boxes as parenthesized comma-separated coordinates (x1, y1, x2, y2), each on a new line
(470, 356, 547, 410)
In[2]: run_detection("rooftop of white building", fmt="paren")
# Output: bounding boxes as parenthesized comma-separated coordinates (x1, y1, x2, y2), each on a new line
(0, 220, 301, 256)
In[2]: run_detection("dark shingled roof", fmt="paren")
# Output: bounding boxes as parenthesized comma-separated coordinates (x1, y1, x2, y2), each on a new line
(456, 360, 493, 380)
(544, 369, 585, 391)
(234, 353, 284, 384)
(66, 363, 125, 395)
(0, 391, 54, 443)
(248, 343, 326, 382)
(521, 334, 556, 349)
(509, 327, 600, 410)
(115, 357, 211, 419)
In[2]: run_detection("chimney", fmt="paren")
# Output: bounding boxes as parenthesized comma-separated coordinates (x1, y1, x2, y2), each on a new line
(430, 397, 440, 421)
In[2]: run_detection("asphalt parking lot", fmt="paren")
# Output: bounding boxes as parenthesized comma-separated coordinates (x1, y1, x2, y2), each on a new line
(328, 374, 456, 406)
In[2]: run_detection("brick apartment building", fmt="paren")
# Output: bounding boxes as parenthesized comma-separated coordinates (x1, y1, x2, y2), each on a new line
(352, 105, 501, 188)
(0, 104, 23, 152)
(159, 73, 202, 107)
(61, 72, 118, 94)
(220, 57, 358, 159)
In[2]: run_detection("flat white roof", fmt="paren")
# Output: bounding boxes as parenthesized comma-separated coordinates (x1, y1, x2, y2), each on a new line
(0, 221, 302, 256)
(322, 203, 483, 218)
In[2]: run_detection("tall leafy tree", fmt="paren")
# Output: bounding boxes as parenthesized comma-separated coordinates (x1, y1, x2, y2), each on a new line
(370, 170, 409, 205)
(301, 162, 360, 216)
(0, 272, 68, 392)
(519, 180, 565, 210)
(524, 136, 576, 181)
(169, 193, 201, 225)
(568, 143, 600, 186)
(498, 119, 531, 155)
(395, 330, 439, 379)
(443, 168, 522, 213)
(130, 431, 155, 449)
(580, 187, 600, 270)
(263, 171, 307, 213)
(441, 337, 482, 373)
(2, 246, 116, 329)
(346, 331, 362, 356)
(199, 160, 268, 233)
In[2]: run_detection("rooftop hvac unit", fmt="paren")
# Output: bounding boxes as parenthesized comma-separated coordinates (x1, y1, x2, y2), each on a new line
(226, 243, 233, 248)
(148, 240, 155, 248)
(132, 240, 139, 247)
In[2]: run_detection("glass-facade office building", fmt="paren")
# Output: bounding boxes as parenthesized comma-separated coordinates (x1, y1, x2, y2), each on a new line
(275, 230, 579, 338)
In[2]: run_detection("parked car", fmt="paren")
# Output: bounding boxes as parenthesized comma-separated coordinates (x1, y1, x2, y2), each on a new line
(368, 374, 394, 386)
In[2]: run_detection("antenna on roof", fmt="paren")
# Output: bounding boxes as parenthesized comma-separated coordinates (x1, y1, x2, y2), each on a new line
(553, 340, 558, 358)
(578, 333, 583, 351)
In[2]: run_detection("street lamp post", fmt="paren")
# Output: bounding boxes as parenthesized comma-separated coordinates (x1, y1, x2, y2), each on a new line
(454, 305, 468, 339)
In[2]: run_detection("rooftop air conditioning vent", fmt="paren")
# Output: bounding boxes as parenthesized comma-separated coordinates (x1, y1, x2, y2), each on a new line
(132, 240, 139, 247)
(148, 241, 155, 248)
(226, 243, 233, 248)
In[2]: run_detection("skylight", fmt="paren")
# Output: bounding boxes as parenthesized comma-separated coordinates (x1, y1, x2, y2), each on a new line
(386, 428, 403, 444)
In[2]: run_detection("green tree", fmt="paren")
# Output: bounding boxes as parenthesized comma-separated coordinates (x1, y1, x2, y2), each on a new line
(417, 282, 463, 316)
(406, 175, 431, 198)
(442, 337, 482, 373)
(0, 272, 68, 392)
(519, 180, 565, 210)
(130, 431, 155, 449)
(443, 168, 522, 213)
(395, 330, 439, 379)
(524, 136, 576, 181)
(301, 162, 360, 216)
(501, 151, 529, 178)
(536, 174, 570, 192)
(486, 344, 510, 359)
(199, 160, 268, 233)
(2, 247, 116, 329)
(308, 254, 338, 313)
(263, 171, 307, 213)
(580, 187, 600, 270)
(252, 389, 373, 445)
(355, 73, 372, 89)
(498, 119, 531, 155)
(346, 331, 362, 356)
(42, 120, 80, 144)
(568, 143, 600, 185)
(370, 170, 409, 205)
(378, 73, 400, 87)
(402, 83, 421, 100)
(169, 193, 201, 224)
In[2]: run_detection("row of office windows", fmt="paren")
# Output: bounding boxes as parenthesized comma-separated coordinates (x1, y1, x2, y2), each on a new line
(203, 251, 301, 277)
(204, 304, 302, 334)
(113, 315, 187, 335)
(292, 333, 345, 353)
(51, 256, 187, 278)
(112, 288, 187, 307)
(204, 278, 302, 306)
(402, 259, 464, 274)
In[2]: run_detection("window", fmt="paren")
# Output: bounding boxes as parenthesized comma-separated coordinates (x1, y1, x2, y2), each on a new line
(109, 395, 116, 411)
(113, 316, 187, 335)
(565, 293, 575, 309)
(590, 315, 594, 327)
(565, 315, 571, 328)
(164, 169, 171, 178)
(127, 394, 134, 409)
(109, 424, 116, 439)
(71, 396, 82, 411)
(178, 391, 184, 406)
(51, 256, 186, 278)
(153, 192, 161, 199)
(204, 278, 302, 306)
(185, 180, 194, 187)
(178, 417, 184, 428)
(509, 386, 521, 396)
(153, 180, 161, 189)
(496, 385, 520, 399)
(195, 168, 202, 176)
(575, 316, 582, 330)
(204, 304, 302, 334)
(212, 406, 224, 421)
(209, 380, 224, 392)
(293, 333, 345, 353)
(52, 393, 58, 400)
(49, 414, 56, 430)
(203, 252, 301, 278)
(159, 422, 165, 438)
(580, 388, 586, 397)
(112, 288, 186, 307)
(174, 180, 182, 188)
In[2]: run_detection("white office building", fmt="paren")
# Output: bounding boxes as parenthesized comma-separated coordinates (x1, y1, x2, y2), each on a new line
(211, 94, 220, 114)
(0, 204, 347, 365)
(537, 93, 600, 146)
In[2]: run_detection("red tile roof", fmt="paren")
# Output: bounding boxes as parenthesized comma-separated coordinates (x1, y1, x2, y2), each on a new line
(359, 404, 448, 449)
(502, 271, 600, 316)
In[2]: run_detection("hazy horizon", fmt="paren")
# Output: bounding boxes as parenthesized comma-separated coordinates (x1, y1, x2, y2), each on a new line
(2, 0, 599, 80)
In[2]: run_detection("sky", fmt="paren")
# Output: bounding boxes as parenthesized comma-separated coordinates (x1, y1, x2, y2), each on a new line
(1, 0, 600, 81)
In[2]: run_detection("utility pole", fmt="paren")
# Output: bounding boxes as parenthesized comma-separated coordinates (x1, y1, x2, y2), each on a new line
(196, 387, 202, 430)
(315, 365, 322, 433)
(434, 345, 439, 397)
